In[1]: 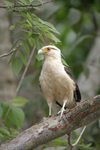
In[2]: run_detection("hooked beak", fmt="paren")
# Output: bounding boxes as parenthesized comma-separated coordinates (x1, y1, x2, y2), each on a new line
(38, 49, 44, 54)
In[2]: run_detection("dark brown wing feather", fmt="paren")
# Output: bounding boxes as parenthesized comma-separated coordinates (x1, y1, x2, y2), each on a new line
(64, 66, 81, 102)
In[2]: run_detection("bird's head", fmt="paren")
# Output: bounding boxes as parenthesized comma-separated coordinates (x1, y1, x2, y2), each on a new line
(38, 45, 61, 59)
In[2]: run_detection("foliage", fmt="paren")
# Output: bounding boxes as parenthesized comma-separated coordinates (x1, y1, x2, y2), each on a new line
(0, 97, 28, 142)
(5, 0, 61, 76)
(42, 131, 93, 150)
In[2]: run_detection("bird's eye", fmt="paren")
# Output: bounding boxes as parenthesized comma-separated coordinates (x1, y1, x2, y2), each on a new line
(47, 48, 50, 51)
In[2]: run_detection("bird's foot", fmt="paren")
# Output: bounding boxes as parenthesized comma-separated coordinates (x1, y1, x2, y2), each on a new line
(56, 111, 61, 116)
(56, 110, 66, 122)
(58, 109, 69, 123)
(48, 115, 52, 117)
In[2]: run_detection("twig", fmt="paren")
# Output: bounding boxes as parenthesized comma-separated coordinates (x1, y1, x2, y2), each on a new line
(4, 45, 36, 122)
(0, 43, 22, 58)
(72, 126, 86, 146)
(67, 126, 86, 149)
(67, 133, 73, 150)
(0, 0, 55, 9)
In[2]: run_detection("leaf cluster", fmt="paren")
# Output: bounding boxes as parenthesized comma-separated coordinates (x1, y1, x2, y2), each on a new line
(6, 0, 61, 75)
(0, 97, 28, 142)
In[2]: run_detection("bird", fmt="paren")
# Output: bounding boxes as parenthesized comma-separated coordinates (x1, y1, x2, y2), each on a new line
(38, 45, 81, 119)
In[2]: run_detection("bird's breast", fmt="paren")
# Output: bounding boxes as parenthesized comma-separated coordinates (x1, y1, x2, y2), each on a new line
(39, 60, 75, 107)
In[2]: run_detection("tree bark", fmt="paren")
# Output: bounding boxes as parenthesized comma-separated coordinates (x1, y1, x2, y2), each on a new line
(0, 95, 100, 150)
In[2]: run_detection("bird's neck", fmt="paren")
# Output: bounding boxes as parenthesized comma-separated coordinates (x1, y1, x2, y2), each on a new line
(44, 54, 61, 62)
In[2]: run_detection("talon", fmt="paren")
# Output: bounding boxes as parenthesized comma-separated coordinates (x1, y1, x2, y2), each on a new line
(56, 111, 61, 116)
(49, 115, 52, 117)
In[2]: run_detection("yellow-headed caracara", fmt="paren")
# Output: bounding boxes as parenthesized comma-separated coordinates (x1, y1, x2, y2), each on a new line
(38, 45, 81, 118)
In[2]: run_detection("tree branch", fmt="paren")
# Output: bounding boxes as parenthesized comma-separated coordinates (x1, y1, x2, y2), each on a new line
(67, 126, 86, 149)
(0, 95, 100, 150)
(0, 43, 22, 58)
(0, 0, 55, 9)
(72, 126, 86, 146)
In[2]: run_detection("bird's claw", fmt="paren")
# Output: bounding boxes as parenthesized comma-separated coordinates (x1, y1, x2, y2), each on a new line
(56, 111, 61, 116)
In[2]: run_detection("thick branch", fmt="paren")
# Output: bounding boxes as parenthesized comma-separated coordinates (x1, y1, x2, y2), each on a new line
(0, 95, 100, 150)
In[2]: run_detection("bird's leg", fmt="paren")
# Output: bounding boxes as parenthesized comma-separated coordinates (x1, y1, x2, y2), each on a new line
(48, 103, 52, 117)
(60, 100, 67, 118)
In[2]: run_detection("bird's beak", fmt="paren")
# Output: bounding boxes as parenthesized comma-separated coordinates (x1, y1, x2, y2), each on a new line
(38, 49, 44, 54)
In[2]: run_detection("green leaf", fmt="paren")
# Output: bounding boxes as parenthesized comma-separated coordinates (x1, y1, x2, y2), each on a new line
(28, 37, 35, 47)
(29, 0, 34, 3)
(1, 102, 25, 128)
(77, 143, 93, 149)
(35, 41, 43, 51)
(20, 50, 27, 66)
(31, 33, 39, 41)
(33, 7, 40, 10)
(26, 19, 32, 27)
(4, 1, 14, 7)
(8, 51, 17, 64)
(21, 40, 30, 55)
(21, 24, 31, 28)
(11, 31, 21, 38)
(18, 0, 28, 5)
(16, 20, 26, 25)
(0, 133, 4, 142)
(36, 34, 45, 43)
(50, 33, 61, 43)
(9, 24, 16, 30)
(24, 32, 28, 39)
(34, 59, 42, 69)
(10, 96, 29, 106)
(0, 102, 3, 118)
(47, 32, 61, 43)
(10, 40, 19, 51)
(0, 128, 10, 135)
(35, 53, 44, 61)
(32, 20, 44, 27)
(61, 58, 69, 67)
(27, 12, 31, 21)
(38, 18, 60, 34)
(12, 58, 22, 76)
(28, 31, 32, 37)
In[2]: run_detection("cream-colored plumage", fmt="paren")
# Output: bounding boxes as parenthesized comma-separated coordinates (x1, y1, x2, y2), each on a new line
(38, 45, 81, 118)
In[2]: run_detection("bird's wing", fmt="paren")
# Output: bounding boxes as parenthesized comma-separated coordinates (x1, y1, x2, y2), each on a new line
(64, 66, 81, 102)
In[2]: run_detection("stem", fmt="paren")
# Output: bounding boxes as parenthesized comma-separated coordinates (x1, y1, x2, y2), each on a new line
(4, 45, 36, 122)
(0, 0, 55, 9)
